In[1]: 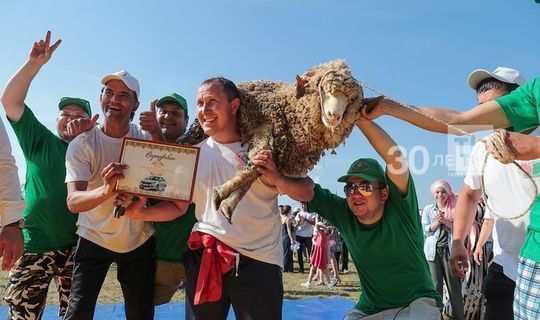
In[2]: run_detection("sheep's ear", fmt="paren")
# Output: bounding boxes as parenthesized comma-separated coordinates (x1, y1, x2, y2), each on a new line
(295, 75, 309, 99)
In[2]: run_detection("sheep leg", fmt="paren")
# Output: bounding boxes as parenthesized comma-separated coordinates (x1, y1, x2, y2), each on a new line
(213, 167, 260, 223)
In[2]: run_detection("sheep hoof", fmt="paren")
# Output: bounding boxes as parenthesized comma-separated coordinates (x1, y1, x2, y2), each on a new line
(220, 202, 234, 224)
(213, 188, 223, 211)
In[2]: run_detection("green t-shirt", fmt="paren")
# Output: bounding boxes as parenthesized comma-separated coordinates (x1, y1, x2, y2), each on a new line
(308, 175, 441, 315)
(497, 77, 540, 261)
(8, 106, 78, 253)
(153, 203, 197, 262)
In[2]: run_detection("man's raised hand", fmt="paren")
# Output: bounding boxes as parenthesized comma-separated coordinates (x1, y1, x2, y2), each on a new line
(29, 30, 61, 66)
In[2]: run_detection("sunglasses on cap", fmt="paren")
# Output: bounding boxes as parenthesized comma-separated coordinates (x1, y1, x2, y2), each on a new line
(343, 182, 386, 197)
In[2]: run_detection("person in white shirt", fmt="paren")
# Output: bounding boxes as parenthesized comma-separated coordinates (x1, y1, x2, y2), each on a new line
(64, 71, 187, 320)
(294, 201, 316, 273)
(185, 77, 313, 320)
(449, 67, 531, 320)
(0, 117, 24, 271)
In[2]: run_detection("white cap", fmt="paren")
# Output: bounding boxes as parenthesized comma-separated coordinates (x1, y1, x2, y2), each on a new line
(467, 67, 526, 90)
(293, 207, 301, 213)
(101, 70, 140, 99)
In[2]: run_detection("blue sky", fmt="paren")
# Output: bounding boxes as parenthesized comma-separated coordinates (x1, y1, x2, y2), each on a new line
(1, 1, 539, 208)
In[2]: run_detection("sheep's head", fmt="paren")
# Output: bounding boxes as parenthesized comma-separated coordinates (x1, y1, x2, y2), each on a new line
(297, 59, 362, 130)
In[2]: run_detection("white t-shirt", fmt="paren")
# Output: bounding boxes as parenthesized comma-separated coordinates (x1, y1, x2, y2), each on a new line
(65, 124, 154, 253)
(295, 211, 316, 237)
(192, 137, 283, 267)
(464, 138, 538, 281)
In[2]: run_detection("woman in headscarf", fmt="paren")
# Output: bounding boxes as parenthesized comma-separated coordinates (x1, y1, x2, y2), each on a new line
(422, 180, 465, 320)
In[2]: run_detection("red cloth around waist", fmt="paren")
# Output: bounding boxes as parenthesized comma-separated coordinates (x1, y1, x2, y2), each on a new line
(188, 231, 238, 305)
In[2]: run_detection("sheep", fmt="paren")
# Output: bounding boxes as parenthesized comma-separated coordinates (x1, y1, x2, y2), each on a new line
(178, 59, 363, 223)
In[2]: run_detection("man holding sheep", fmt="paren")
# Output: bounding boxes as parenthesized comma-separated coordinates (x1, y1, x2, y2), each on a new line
(183, 77, 314, 320)
(289, 116, 442, 319)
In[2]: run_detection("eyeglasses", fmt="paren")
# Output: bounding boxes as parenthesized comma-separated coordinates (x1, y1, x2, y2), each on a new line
(343, 182, 386, 197)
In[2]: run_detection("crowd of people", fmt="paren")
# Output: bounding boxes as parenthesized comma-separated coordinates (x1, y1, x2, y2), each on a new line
(1, 30, 540, 320)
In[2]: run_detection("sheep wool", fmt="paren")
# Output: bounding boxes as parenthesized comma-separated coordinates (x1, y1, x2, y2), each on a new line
(179, 59, 363, 222)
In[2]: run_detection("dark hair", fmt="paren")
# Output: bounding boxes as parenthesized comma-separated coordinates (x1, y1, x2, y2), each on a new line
(200, 77, 240, 102)
(476, 78, 519, 95)
(280, 205, 292, 215)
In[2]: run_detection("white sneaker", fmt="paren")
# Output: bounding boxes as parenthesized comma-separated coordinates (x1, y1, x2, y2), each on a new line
(325, 283, 333, 290)
(300, 281, 311, 288)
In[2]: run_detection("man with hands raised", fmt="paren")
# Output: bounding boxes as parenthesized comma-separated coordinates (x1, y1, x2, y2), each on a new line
(1, 31, 92, 320)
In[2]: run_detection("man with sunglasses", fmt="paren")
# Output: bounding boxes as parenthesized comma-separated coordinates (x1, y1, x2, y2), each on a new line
(1, 31, 94, 319)
(293, 118, 442, 319)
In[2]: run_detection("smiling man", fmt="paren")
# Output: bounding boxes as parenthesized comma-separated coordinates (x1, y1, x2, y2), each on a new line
(64, 70, 158, 320)
(292, 118, 442, 319)
(155, 93, 189, 143)
(184, 77, 313, 320)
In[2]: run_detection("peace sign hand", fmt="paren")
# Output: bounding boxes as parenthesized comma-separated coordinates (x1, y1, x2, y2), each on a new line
(29, 30, 61, 66)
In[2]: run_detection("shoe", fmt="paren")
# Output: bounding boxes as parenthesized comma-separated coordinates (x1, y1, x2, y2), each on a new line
(331, 277, 341, 286)
(325, 283, 333, 290)
(341, 269, 349, 274)
(300, 281, 311, 288)
(315, 281, 325, 285)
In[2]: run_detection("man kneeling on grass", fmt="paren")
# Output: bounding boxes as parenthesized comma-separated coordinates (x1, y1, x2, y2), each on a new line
(291, 116, 442, 319)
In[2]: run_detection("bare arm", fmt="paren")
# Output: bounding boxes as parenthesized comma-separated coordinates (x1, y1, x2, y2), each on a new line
(362, 98, 511, 134)
(66, 162, 127, 213)
(122, 196, 189, 221)
(1, 31, 61, 122)
(450, 184, 482, 279)
(473, 218, 493, 265)
(251, 150, 315, 202)
(67, 181, 111, 213)
(503, 131, 540, 161)
(357, 119, 408, 195)
(452, 185, 482, 243)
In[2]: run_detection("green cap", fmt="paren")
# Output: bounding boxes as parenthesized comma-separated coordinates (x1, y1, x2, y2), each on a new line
(157, 93, 188, 113)
(337, 158, 386, 183)
(58, 97, 92, 117)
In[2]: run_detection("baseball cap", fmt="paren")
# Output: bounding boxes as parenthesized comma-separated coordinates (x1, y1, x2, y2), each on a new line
(293, 207, 301, 214)
(337, 158, 386, 183)
(58, 97, 92, 117)
(467, 67, 526, 90)
(157, 93, 188, 113)
(101, 70, 140, 99)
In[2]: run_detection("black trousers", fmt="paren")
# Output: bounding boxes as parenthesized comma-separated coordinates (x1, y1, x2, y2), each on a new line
(483, 262, 515, 320)
(63, 237, 155, 320)
(341, 241, 349, 271)
(184, 248, 283, 320)
(295, 235, 312, 273)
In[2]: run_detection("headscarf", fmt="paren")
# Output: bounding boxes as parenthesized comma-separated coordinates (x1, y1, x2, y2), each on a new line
(430, 180, 457, 221)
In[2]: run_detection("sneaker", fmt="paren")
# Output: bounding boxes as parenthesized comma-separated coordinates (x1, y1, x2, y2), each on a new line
(300, 281, 311, 288)
(341, 269, 349, 274)
(315, 281, 324, 285)
(325, 283, 333, 290)
(330, 277, 339, 286)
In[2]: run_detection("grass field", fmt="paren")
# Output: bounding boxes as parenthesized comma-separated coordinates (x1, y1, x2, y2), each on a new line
(0, 260, 359, 306)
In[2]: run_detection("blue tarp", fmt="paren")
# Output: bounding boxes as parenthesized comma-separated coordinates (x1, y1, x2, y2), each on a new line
(0, 297, 354, 319)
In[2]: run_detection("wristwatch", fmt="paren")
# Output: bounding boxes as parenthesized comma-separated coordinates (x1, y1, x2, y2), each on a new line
(3, 219, 25, 230)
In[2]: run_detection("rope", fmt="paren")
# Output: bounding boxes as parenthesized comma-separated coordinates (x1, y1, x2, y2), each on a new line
(356, 80, 537, 221)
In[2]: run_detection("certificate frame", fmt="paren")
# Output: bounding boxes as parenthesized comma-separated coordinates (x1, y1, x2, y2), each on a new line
(115, 137, 200, 202)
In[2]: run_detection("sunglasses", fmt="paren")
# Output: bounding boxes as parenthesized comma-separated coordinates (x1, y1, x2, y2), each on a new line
(344, 182, 386, 197)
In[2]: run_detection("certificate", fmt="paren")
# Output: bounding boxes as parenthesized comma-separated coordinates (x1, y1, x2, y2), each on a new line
(115, 138, 200, 202)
